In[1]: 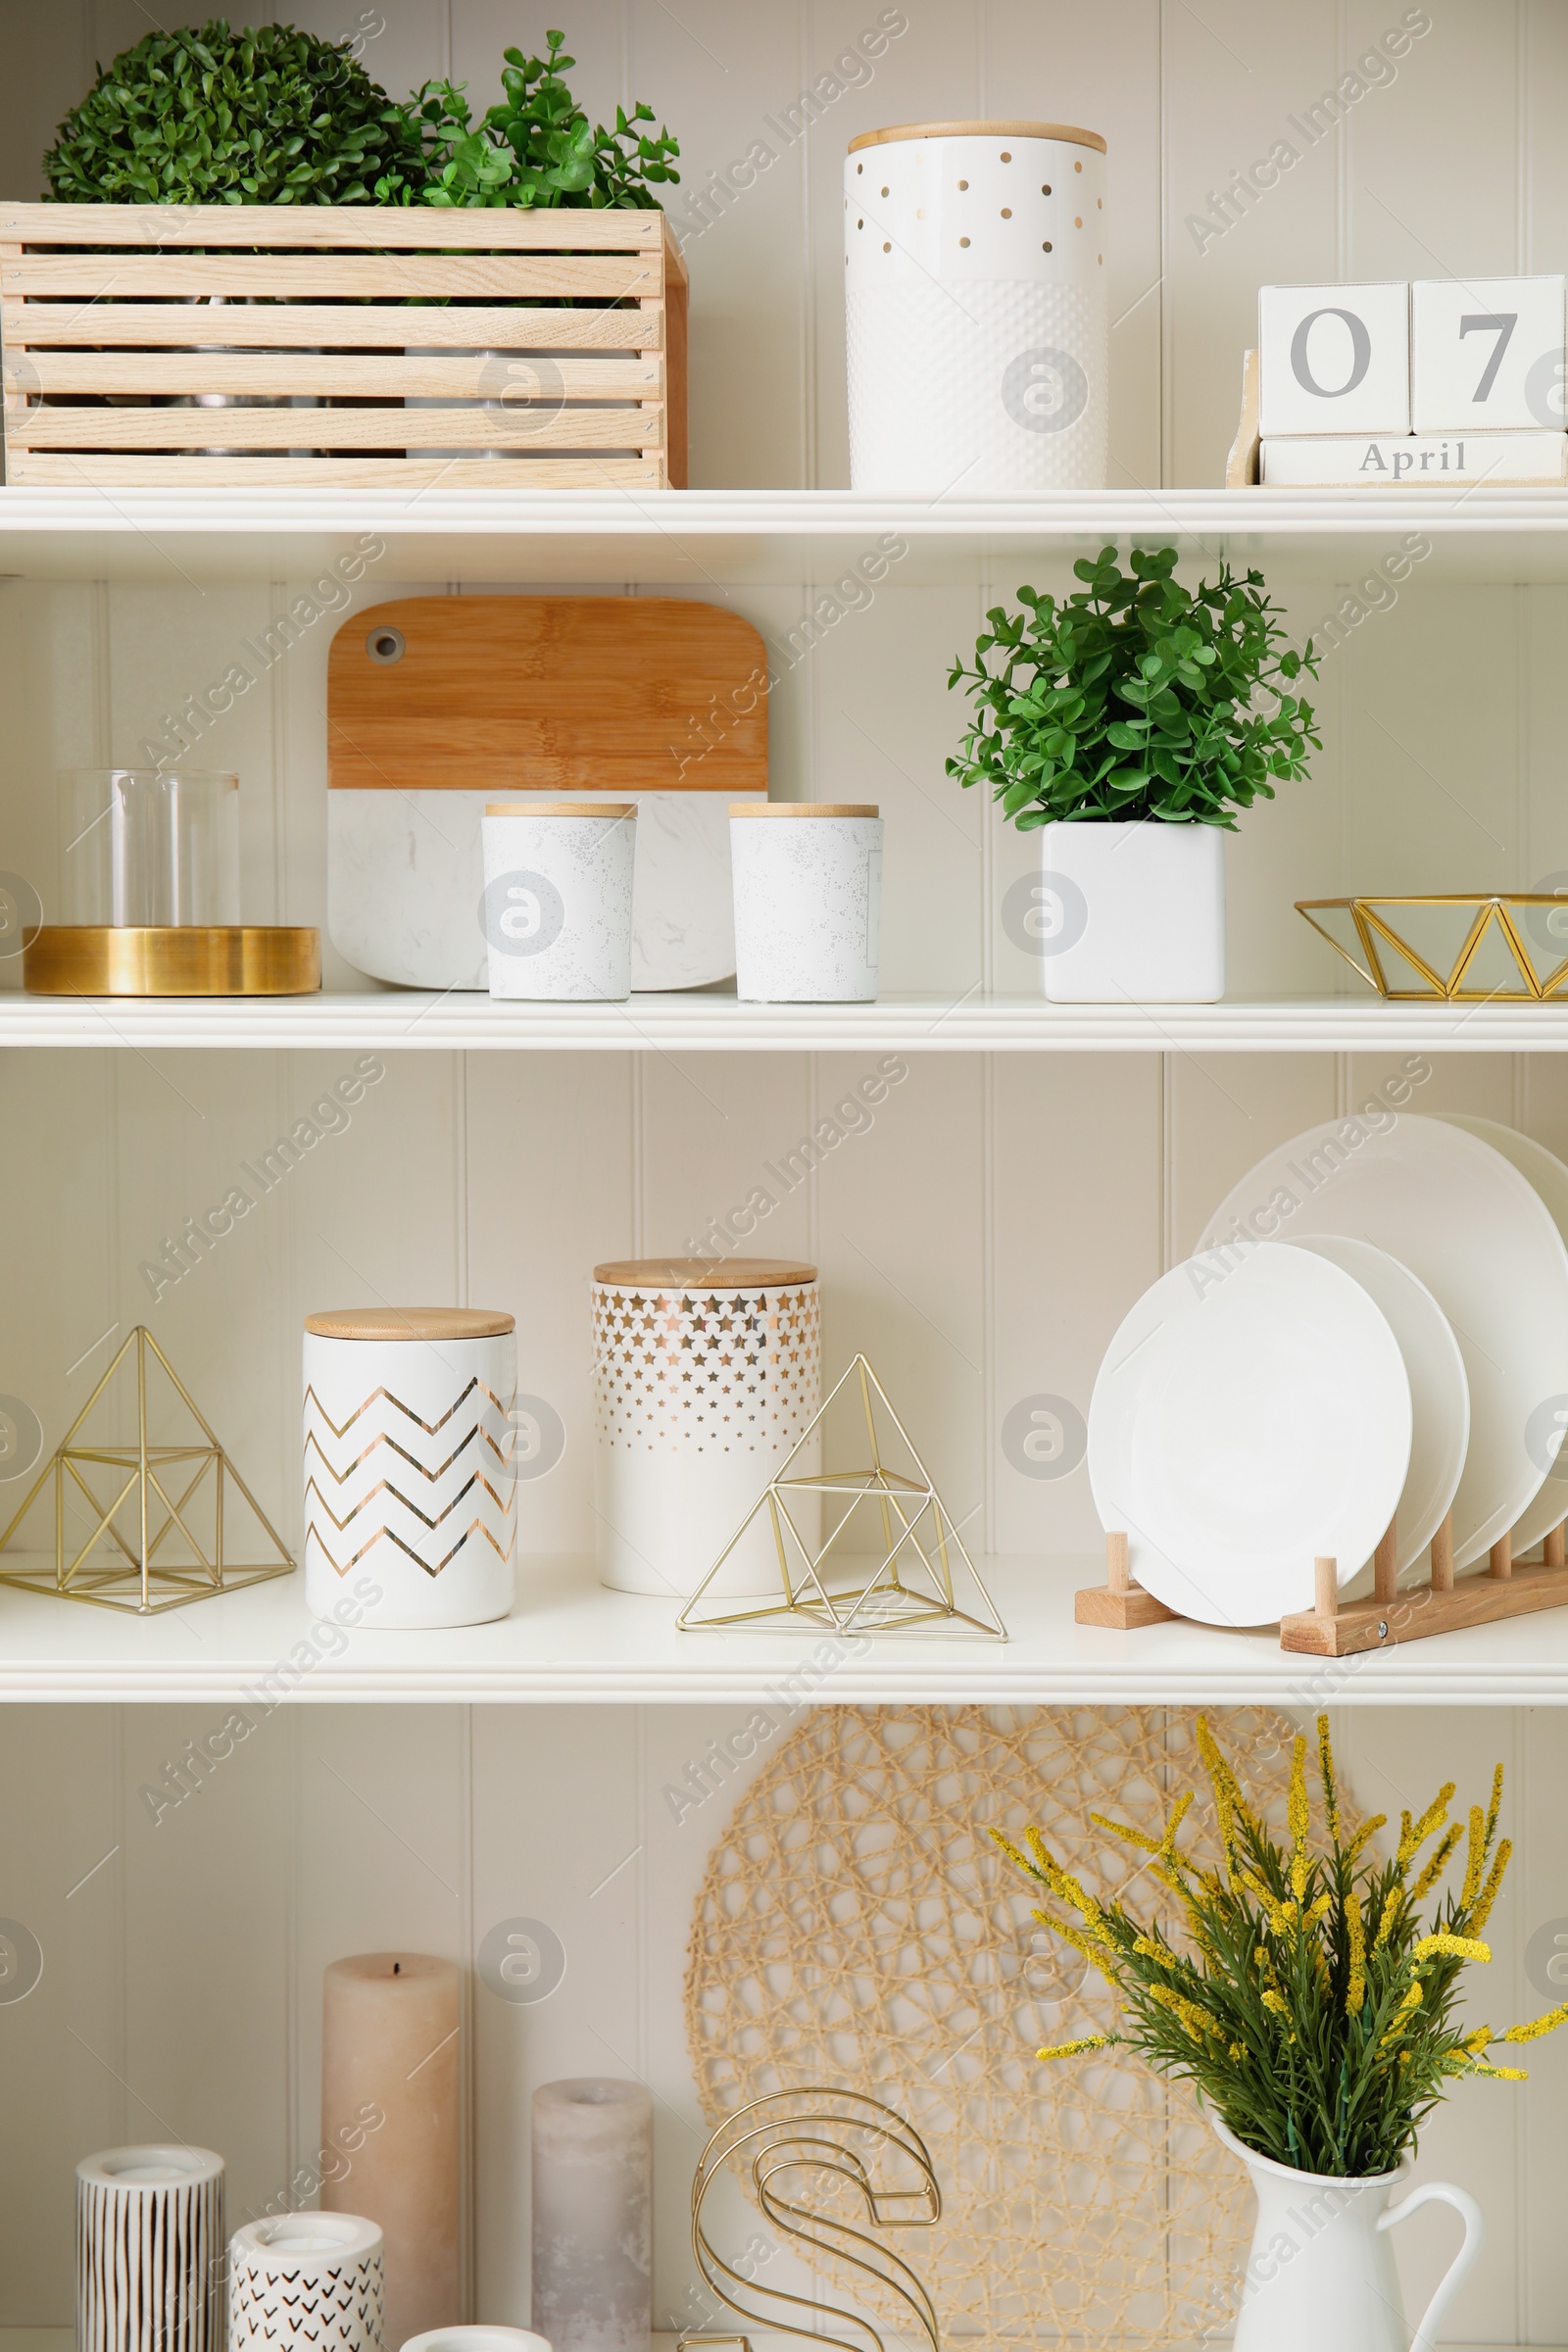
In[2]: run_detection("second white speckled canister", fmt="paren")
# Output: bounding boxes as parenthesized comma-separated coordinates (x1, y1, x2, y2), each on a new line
(730, 804, 882, 1002)
(481, 803, 636, 1002)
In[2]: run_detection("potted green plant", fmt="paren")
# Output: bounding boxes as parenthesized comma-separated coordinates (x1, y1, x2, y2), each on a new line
(948, 544, 1321, 1003)
(992, 1715, 1567, 2352)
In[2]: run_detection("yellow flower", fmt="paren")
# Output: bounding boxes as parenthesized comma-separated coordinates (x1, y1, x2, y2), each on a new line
(1500, 1999, 1568, 2046)
(1412, 1933, 1492, 1964)
(1464, 2026, 1492, 2054)
(1397, 1783, 1456, 1871)
(1149, 1982, 1214, 2040)
(1345, 1814, 1388, 1865)
(1460, 1805, 1486, 1910)
(1304, 1890, 1334, 1929)
(1485, 1759, 1504, 1848)
(1261, 1988, 1290, 2017)
(1089, 1810, 1163, 1857)
(1316, 1713, 1341, 1841)
(1036, 2034, 1112, 2061)
(1410, 1824, 1461, 1903)
(1160, 1788, 1196, 1854)
(1469, 2062, 1529, 2081)
(1288, 1735, 1310, 1899)
(1373, 1889, 1402, 1950)
(989, 1828, 1040, 1882)
(1346, 1887, 1367, 2018)
(1469, 1838, 1512, 1935)
(1379, 1978, 1423, 2051)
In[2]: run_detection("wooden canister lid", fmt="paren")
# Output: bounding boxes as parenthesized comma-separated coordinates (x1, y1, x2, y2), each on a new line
(849, 120, 1106, 153)
(593, 1257, 817, 1289)
(729, 803, 878, 818)
(485, 802, 636, 817)
(304, 1307, 515, 1340)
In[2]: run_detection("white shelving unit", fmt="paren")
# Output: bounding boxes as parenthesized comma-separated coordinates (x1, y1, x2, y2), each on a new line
(4, 484, 1568, 584)
(1, 990, 1565, 1052)
(2, 1552, 1566, 1704)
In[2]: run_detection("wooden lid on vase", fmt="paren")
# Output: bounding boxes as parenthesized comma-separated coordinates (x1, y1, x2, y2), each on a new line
(849, 120, 1106, 154)
(304, 1307, 515, 1341)
(729, 803, 878, 818)
(593, 1257, 817, 1289)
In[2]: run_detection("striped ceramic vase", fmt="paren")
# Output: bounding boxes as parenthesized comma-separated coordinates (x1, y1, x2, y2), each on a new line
(76, 2146, 224, 2352)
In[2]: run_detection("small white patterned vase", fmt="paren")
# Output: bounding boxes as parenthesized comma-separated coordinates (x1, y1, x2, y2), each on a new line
(592, 1258, 821, 1596)
(228, 2215, 385, 2352)
(76, 2146, 225, 2352)
(730, 806, 883, 1003)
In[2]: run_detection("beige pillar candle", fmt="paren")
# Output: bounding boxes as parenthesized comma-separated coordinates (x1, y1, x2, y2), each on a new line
(321, 1953, 462, 2351)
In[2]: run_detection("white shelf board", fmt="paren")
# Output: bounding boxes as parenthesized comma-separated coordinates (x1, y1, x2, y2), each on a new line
(2, 988, 1567, 1052)
(5, 484, 1568, 584)
(0, 1552, 1563, 1703)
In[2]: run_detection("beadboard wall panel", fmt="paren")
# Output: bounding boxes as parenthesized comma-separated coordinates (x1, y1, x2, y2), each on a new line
(2, 1703, 1565, 2340)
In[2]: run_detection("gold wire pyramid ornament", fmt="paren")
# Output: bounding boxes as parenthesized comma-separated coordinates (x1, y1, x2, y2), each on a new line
(677, 1354, 1005, 1640)
(1298, 894, 1568, 1001)
(0, 1325, 293, 1614)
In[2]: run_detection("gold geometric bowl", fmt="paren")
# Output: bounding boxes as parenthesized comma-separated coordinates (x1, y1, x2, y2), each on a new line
(1297, 895, 1568, 1001)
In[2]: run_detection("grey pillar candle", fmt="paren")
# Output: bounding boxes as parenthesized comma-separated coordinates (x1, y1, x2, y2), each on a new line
(530, 2080, 652, 2352)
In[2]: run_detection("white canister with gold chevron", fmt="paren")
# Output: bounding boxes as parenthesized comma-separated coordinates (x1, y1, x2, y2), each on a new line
(303, 1308, 516, 1629)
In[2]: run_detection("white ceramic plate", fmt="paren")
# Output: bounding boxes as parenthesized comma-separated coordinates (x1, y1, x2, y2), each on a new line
(1436, 1113, 1568, 1556)
(1088, 1241, 1411, 1626)
(1283, 1235, 1469, 1589)
(1203, 1114, 1568, 1568)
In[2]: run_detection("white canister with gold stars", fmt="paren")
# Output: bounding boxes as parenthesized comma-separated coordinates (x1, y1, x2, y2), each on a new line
(591, 1258, 821, 1597)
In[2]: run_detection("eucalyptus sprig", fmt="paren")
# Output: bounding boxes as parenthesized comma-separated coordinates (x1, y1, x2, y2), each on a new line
(948, 545, 1320, 832)
(395, 29, 679, 210)
(993, 1715, 1566, 2179)
(43, 21, 421, 205)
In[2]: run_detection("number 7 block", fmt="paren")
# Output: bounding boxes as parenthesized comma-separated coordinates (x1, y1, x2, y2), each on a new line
(1411, 275, 1566, 431)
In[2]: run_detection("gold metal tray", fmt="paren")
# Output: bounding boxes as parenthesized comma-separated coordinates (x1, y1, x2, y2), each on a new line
(23, 925, 320, 996)
(1297, 895, 1568, 1001)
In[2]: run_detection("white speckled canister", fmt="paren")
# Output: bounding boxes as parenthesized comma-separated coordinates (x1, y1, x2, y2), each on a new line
(730, 804, 882, 1003)
(303, 1308, 516, 1629)
(845, 120, 1107, 492)
(592, 1258, 821, 1597)
(481, 803, 636, 1001)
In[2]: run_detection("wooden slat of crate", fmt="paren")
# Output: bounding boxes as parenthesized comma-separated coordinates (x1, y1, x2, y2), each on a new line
(4, 303, 662, 349)
(2, 253, 658, 300)
(0, 202, 668, 250)
(9, 453, 665, 487)
(8, 403, 663, 451)
(16, 354, 662, 399)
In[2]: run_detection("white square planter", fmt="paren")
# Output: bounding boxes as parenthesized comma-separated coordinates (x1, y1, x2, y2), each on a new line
(1034, 820, 1225, 1003)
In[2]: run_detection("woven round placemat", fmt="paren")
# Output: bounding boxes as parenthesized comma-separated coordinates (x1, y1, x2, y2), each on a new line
(684, 1704, 1352, 2348)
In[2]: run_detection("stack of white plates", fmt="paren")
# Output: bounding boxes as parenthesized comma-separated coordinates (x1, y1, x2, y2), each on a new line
(1087, 1113, 1568, 1627)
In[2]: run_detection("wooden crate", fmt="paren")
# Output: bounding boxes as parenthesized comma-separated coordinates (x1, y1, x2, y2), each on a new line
(0, 201, 687, 489)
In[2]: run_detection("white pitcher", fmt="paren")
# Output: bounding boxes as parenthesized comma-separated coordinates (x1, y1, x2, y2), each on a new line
(1211, 2112, 1483, 2352)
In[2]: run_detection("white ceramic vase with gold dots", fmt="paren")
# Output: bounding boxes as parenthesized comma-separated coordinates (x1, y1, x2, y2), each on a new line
(592, 1258, 821, 1597)
(845, 120, 1108, 492)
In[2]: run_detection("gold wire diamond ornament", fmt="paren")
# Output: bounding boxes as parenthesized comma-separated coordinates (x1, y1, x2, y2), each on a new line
(1298, 894, 1568, 1000)
(677, 1354, 1005, 1639)
(0, 1325, 293, 1614)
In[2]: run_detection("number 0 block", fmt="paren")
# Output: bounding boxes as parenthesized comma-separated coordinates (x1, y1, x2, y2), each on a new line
(1411, 276, 1566, 432)
(1259, 282, 1410, 436)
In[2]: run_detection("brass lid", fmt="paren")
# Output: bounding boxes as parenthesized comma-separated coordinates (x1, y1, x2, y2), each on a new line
(849, 120, 1106, 154)
(305, 1308, 515, 1341)
(485, 802, 636, 817)
(594, 1258, 817, 1289)
(729, 803, 878, 818)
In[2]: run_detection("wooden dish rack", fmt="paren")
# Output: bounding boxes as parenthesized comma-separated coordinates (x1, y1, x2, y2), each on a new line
(0, 201, 687, 489)
(1078, 1515, 1568, 1654)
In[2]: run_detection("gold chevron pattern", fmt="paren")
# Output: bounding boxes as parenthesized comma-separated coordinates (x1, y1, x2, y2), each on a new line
(303, 1370, 514, 1582)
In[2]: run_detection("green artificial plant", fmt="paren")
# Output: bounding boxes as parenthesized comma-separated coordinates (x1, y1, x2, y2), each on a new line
(43, 20, 420, 204)
(948, 544, 1321, 832)
(393, 28, 680, 209)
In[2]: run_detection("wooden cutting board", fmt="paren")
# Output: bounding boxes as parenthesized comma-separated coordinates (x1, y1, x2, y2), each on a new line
(327, 595, 768, 795)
